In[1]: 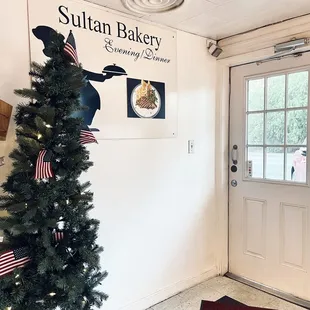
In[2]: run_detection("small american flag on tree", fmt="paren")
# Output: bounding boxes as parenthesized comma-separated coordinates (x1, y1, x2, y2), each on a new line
(64, 30, 79, 65)
(80, 126, 98, 145)
(35, 149, 53, 180)
(52, 229, 64, 243)
(0, 247, 31, 277)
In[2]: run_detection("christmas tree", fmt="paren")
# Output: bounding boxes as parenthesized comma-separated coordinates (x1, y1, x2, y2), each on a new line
(0, 31, 107, 309)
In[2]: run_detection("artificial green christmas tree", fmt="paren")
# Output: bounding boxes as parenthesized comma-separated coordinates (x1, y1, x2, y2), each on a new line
(0, 31, 107, 310)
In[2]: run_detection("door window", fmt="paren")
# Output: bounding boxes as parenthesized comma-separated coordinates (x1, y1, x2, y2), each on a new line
(246, 71, 308, 183)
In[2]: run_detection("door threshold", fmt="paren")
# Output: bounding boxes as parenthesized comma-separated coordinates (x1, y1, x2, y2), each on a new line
(225, 272, 310, 309)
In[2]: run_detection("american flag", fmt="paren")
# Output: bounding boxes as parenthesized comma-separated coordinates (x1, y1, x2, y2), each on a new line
(52, 229, 64, 243)
(64, 31, 79, 65)
(0, 247, 31, 277)
(80, 127, 98, 145)
(35, 149, 53, 180)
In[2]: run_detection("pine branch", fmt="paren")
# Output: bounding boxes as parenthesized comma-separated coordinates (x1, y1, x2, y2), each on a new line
(0, 195, 14, 207)
(16, 136, 41, 156)
(1, 202, 27, 213)
(14, 88, 45, 102)
(37, 106, 55, 126)
(30, 62, 44, 76)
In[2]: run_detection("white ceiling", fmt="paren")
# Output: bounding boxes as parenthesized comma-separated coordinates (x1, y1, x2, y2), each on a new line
(85, 0, 310, 39)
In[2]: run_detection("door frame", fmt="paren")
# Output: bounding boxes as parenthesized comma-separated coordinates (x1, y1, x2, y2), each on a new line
(214, 17, 310, 275)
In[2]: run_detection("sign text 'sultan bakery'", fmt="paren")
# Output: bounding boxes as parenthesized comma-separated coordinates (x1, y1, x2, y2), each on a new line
(58, 5, 163, 51)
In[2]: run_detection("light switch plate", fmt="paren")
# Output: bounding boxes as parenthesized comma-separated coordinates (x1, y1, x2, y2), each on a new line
(188, 140, 195, 154)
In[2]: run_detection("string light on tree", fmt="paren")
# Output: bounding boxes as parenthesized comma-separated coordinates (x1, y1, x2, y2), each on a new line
(37, 133, 42, 139)
(49, 292, 56, 297)
(43, 122, 52, 128)
(83, 263, 88, 272)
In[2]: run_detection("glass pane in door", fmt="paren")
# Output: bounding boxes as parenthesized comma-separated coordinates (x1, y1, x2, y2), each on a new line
(248, 79, 264, 111)
(267, 75, 285, 110)
(266, 147, 284, 180)
(287, 71, 308, 108)
(247, 113, 264, 145)
(266, 111, 285, 145)
(287, 109, 307, 145)
(286, 147, 307, 183)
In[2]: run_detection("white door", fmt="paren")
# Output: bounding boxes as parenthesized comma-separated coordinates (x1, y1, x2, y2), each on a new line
(229, 53, 310, 300)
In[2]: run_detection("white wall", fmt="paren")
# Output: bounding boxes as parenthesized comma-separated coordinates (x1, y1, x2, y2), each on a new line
(1, 1, 220, 309)
(86, 30, 218, 310)
(0, 0, 30, 209)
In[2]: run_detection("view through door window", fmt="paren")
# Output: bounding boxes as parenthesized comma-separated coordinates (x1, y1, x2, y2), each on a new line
(246, 71, 308, 183)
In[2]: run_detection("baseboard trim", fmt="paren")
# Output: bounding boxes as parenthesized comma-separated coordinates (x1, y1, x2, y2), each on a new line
(226, 272, 310, 309)
(119, 266, 218, 310)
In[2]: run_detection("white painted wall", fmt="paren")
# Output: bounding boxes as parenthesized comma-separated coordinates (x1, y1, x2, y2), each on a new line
(0, 1, 220, 309)
(0, 0, 30, 207)
(85, 31, 218, 310)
